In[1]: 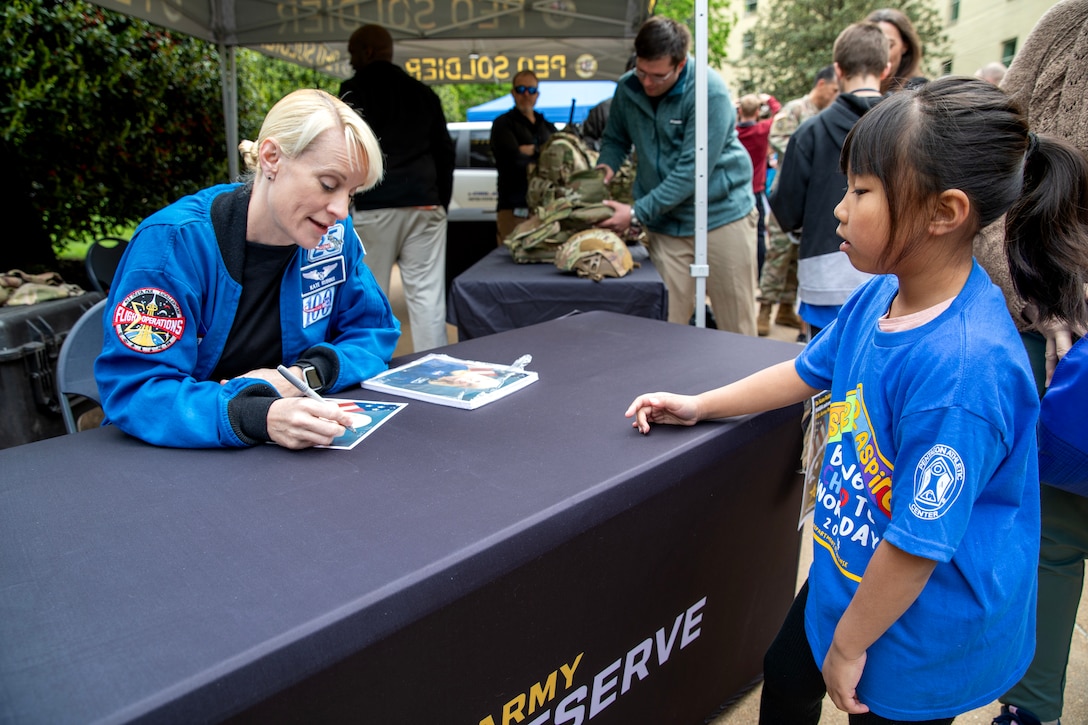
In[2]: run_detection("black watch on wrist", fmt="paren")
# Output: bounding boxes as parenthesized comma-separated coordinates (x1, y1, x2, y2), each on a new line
(300, 364, 323, 392)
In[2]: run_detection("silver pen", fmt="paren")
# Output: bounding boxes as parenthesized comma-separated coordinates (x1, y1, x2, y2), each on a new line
(277, 364, 324, 402)
(277, 365, 356, 431)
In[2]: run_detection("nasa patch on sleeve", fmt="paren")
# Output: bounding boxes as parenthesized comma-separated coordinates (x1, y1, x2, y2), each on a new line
(909, 444, 966, 520)
(112, 288, 186, 354)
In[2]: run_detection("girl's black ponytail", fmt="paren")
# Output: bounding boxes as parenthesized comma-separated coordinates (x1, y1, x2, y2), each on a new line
(1005, 133, 1088, 332)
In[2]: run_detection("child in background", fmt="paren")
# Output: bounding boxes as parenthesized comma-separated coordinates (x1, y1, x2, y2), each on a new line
(736, 91, 781, 274)
(625, 76, 1088, 723)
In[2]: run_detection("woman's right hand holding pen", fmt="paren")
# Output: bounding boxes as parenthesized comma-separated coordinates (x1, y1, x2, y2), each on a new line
(266, 397, 356, 450)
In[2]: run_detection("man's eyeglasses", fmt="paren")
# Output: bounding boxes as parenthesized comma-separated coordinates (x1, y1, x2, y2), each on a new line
(514, 85, 539, 95)
(634, 66, 678, 84)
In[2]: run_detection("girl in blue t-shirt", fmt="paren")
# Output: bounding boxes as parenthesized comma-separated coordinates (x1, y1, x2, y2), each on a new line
(625, 76, 1088, 724)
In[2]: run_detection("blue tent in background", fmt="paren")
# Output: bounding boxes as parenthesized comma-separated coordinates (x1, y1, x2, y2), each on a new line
(465, 80, 617, 124)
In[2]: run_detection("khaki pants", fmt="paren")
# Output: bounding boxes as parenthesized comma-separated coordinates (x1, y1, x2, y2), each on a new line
(354, 206, 449, 352)
(644, 209, 759, 336)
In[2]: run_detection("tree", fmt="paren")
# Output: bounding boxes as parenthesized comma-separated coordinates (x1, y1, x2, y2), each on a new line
(235, 50, 340, 144)
(0, 1, 366, 269)
(656, 0, 736, 68)
(433, 83, 510, 123)
(1, 0, 227, 268)
(736, 0, 947, 102)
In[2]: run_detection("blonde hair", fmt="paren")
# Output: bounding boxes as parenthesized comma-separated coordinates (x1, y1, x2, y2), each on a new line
(738, 94, 762, 118)
(237, 89, 383, 191)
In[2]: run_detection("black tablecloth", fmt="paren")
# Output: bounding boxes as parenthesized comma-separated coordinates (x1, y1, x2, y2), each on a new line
(0, 312, 804, 724)
(448, 247, 668, 339)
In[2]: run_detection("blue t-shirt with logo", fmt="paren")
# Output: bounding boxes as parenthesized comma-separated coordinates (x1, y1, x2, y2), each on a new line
(794, 261, 1040, 720)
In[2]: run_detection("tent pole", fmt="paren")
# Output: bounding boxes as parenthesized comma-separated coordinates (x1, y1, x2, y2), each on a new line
(692, 0, 709, 328)
(219, 44, 239, 181)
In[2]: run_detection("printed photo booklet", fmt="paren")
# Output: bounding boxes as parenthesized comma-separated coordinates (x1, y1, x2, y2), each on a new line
(798, 390, 831, 529)
(317, 400, 407, 450)
(362, 353, 538, 410)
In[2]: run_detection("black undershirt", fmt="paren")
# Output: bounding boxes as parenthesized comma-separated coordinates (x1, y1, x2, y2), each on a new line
(210, 241, 296, 381)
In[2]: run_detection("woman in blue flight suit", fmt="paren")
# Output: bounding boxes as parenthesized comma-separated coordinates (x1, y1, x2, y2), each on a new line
(96, 89, 400, 449)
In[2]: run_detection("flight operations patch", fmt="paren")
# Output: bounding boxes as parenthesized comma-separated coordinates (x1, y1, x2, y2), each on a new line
(112, 287, 186, 354)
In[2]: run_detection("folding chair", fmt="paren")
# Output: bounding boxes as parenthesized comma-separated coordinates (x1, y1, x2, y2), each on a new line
(56, 299, 108, 434)
(84, 237, 128, 295)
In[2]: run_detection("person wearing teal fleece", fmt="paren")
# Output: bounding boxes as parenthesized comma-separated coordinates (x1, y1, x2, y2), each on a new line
(595, 16, 758, 335)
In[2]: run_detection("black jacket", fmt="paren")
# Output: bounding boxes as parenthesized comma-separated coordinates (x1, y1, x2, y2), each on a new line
(489, 107, 556, 210)
(769, 92, 884, 260)
(339, 61, 454, 210)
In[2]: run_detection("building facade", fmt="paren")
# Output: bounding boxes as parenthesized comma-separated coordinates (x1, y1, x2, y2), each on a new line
(719, 0, 1059, 93)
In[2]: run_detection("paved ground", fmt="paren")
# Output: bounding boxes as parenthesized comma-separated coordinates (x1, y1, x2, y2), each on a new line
(390, 271, 1086, 725)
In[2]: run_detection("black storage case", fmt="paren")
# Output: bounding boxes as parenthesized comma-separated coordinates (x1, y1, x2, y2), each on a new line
(0, 293, 104, 449)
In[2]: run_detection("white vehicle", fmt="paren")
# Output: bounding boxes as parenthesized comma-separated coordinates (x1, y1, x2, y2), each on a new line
(447, 121, 497, 223)
(446, 120, 570, 223)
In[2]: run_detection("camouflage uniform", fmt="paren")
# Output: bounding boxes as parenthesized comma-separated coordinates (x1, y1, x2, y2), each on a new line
(1, 269, 86, 306)
(758, 95, 820, 306)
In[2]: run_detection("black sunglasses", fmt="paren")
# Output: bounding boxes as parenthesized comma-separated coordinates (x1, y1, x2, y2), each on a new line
(514, 85, 539, 95)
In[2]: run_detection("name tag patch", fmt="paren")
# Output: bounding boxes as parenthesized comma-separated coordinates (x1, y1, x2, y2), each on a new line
(300, 256, 346, 296)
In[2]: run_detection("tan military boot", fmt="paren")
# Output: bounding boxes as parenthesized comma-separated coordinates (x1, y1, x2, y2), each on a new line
(757, 303, 772, 337)
(775, 304, 802, 329)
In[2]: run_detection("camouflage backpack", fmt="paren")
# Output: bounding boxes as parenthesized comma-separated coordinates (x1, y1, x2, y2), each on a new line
(504, 188, 615, 264)
(606, 152, 638, 205)
(554, 228, 637, 281)
(526, 131, 599, 209)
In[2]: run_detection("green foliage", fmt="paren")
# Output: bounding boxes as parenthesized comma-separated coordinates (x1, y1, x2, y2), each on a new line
(654, 0, 736, 67)
(235, 49, 341, 144)
(433, 83, 510, 122)
(735, 0, 947, 101)
(0, 1, 355, 254)
(1, 0, 228, 249)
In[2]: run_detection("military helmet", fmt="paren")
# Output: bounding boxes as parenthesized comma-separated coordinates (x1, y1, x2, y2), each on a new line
(554, 228, 636, 281)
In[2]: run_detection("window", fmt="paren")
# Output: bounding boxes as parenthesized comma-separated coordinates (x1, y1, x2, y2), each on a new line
(742, 31, 755, 58)
(950, 0, 960, 22)
(1001, 38, 1017, 67)
(469, 130, 495, 168)
(745, 0, 758, 13)
(941, 59, 953, 75)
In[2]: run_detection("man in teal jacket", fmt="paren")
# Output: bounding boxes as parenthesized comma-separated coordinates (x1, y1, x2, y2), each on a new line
(597, 16, 757, 334)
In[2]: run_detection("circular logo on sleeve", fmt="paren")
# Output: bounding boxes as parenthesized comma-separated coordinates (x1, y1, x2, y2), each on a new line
(112, 288, 186, 353)
(909, 444, 966, 520)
